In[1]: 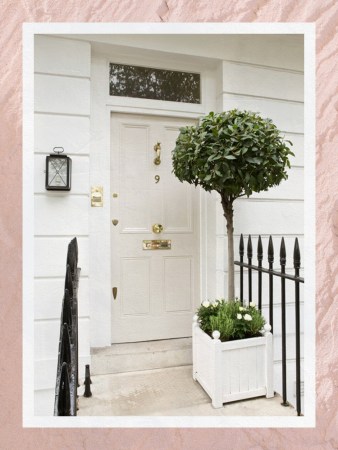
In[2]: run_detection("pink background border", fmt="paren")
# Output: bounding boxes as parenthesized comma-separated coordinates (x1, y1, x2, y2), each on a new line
(1, 1, 337, 448)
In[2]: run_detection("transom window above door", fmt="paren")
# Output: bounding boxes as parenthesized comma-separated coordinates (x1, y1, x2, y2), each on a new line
(109, 63, 201, 104)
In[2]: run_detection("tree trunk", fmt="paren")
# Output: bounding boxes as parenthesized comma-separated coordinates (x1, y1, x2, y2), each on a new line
(221, 196, 235, 300)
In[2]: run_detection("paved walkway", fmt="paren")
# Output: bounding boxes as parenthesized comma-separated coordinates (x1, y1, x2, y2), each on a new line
(78, 365, 297, 416)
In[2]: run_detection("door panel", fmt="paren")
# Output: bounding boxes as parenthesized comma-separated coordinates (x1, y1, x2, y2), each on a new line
(163, 257, 192, 312)
(164, 184, 192, 232)
(121, 257, 150, 315)
(111, 113, 200, 343)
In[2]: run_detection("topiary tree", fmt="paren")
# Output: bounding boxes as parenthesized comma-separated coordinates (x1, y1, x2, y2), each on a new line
(172, 109, 294, 300)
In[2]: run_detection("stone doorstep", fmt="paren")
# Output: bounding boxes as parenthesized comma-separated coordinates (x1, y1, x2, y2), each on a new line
(91, 337, 193, 375)
(78, 365, 298, 417)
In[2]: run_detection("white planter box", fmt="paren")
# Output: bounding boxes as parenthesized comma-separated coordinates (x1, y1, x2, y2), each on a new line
(192, 318, 274, 408)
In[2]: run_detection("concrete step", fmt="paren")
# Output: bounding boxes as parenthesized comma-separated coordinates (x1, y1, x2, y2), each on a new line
(91, 337, 192, 375)
(78, 366, 297, 417)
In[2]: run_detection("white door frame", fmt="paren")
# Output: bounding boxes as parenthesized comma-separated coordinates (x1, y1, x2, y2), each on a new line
(89, 49, 218, 347)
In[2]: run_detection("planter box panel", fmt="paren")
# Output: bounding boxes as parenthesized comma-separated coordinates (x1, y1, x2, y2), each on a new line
(246, 345, 259, 391)
(255, 344, 266, 391)
(193, 331, 214, 397)
(193, 321, 273, 408)
(221, 341, 266, 398)
(239, 347, 253, 392)
(228, 348, 240, 395)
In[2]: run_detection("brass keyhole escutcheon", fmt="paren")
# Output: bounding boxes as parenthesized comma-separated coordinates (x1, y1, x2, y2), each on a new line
(152, 223, 163, 234)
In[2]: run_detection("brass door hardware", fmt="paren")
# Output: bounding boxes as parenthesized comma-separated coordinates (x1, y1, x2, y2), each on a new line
(143, 240, 171, 250)
(112, 193, 118, 198)
(112, 287, 118, 299)
(152, 223, 163, 234)
(153, 142, 161, 165)
(154, 175, 160, 183)
(91, 186, 103, 207)
(112, 219, 119, 226)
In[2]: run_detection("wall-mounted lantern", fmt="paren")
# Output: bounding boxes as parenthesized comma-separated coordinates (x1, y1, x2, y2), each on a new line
(45, 147, 72, 191)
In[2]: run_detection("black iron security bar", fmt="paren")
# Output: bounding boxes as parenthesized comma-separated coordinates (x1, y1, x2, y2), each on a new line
(235, 234, 304, 416)
(54, 238, 80, 416)
(236, 261, 305, 283)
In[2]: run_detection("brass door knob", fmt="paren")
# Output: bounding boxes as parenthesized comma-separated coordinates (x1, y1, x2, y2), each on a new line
(152, 223, 163, 234)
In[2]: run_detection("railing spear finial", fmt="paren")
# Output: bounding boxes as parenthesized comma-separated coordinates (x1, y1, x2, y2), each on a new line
(280, 237, 286, 266)
(294, 237, 301, 270)
(247, 235, 253, 259)
(268, 235, 274, 263)
(239, 234, 244, 256)
(257, 235, 263, 262)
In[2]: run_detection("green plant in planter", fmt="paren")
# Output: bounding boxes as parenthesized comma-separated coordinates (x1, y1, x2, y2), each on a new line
(172, 109, 294, 299)
(197, 299, 265, 342)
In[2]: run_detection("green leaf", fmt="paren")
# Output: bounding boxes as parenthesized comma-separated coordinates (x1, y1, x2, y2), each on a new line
(246, 157, 262, 164)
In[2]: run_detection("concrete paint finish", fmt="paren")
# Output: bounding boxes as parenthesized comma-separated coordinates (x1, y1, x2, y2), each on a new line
(0, 3, 337, 450)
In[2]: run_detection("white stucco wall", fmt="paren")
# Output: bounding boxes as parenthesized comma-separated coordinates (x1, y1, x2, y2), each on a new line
(34, 36, 91, 415)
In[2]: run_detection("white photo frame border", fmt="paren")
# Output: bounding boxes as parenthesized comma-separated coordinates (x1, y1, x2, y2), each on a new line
(22, 22, 315, 428)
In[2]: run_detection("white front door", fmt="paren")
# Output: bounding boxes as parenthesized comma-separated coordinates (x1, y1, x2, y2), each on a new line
(110, 113, 200, 343)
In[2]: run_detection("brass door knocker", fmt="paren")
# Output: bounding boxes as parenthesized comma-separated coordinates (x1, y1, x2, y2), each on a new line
(153, 142, 161, 165)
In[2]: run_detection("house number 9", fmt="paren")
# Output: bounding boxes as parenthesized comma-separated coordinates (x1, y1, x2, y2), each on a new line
(155, 175, 160, 183)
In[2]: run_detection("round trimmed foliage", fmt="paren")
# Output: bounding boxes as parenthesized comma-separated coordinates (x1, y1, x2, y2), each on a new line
(172, 109, 294, 200)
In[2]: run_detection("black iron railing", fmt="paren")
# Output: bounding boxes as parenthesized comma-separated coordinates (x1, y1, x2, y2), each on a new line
(54, 238, 80, 416)
(234, 234, 304, 416)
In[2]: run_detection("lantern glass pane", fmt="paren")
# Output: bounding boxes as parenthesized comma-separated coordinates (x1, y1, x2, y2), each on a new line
(48, 157, 68, 187)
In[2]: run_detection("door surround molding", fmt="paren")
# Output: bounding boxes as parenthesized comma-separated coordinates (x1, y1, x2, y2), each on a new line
(89, 50, 217, 347)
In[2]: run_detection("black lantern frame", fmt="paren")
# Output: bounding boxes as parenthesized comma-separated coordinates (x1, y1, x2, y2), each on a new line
(45, 151, 72, 191)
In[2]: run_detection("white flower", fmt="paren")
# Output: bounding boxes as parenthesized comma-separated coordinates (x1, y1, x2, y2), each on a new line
(239, 306, 245, 311)
(244, 314, 252, 321)
(237, 313, 242, 319)
(202, 301, 210, 308)
(249, 302, 256, 308)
